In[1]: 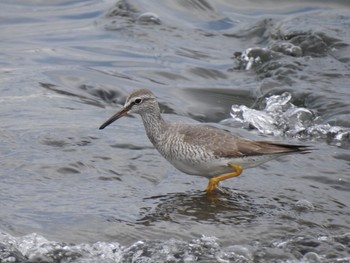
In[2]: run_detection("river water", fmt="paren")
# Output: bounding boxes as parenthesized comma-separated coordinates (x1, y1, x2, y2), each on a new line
(0, 0, 349, 262)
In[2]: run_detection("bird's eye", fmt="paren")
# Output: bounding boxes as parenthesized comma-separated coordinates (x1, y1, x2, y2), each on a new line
(134, 98, 142, 104)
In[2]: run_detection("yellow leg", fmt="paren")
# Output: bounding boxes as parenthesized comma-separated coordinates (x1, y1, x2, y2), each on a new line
(206, 164, 243, 193)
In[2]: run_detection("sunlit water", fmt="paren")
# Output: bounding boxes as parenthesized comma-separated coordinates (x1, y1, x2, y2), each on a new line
(0, 0, 349, 262)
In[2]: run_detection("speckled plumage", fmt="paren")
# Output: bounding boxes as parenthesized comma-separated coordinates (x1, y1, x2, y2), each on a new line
(100, 88, 309, 190)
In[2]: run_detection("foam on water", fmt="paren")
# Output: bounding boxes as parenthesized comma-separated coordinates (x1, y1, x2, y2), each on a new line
(1, 230, 350, 262)
(0, 231, 122, 263)
(229, 92, 350, 148)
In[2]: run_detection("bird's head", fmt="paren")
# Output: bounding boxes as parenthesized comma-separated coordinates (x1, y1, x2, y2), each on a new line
(99, 88, 157, 129)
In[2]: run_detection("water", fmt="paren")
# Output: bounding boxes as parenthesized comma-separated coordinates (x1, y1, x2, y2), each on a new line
(0, 0, 349, 262)
(229, 91, 350, 145)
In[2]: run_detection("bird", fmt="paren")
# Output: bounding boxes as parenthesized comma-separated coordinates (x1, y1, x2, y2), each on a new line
(99, 88, 310, 193)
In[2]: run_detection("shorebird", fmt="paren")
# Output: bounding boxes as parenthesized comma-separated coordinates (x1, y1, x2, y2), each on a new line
(99, 88, 309, 193)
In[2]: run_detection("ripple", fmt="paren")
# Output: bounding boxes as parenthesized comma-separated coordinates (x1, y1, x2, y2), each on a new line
(136, 12, 161, 25)
(293, 199, 315, 212)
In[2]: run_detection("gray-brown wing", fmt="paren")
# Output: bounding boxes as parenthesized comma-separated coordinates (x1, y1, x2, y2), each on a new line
(176, 124, 244, 158)
(177, 124, 309, 158)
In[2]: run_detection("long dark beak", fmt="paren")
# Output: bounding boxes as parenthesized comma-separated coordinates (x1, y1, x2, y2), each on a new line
(99, 107, 129, 130)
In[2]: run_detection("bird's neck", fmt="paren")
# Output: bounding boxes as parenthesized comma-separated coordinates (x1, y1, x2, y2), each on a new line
(140, 110, 167, 146)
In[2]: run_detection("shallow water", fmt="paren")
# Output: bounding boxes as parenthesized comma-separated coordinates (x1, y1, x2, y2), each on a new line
(0, 0, 350, 262)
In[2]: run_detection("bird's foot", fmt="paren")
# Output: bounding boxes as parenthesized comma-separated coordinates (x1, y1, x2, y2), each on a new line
(205, 164, 243, 194)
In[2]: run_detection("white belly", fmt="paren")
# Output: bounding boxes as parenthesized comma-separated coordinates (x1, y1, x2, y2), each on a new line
(166, 154, 278, 178)
(167, 158, 231, 178)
